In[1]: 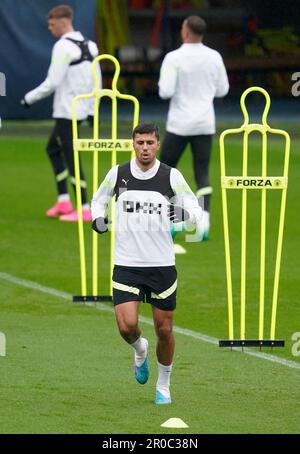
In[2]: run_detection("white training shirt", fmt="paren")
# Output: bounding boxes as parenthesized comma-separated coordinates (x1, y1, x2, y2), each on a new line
(91, 159, 202, 267)
(24, 31, 101, 120)
(158, 43, 229, 135)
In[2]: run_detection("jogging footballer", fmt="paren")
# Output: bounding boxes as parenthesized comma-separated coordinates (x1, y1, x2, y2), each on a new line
(91, 123, 202, 404)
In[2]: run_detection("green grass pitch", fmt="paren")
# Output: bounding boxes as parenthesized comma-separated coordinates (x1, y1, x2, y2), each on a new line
(0, 121, 299, 434)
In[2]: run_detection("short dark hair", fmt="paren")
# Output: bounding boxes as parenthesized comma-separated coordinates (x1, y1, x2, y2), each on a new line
(48, 4, 74, 20)
(185, 16, 206, 37)
(132, 123, 160, 140)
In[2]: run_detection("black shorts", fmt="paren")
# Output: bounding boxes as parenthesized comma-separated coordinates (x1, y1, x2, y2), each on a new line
(112, 265, 177, 311)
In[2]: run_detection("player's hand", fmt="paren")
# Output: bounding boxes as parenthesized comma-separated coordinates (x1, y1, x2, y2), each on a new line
(87, 115, 94, 127)
(20, 99, 30, 108)
(92, 217, 110, 234)
(167, 204, 190, 223)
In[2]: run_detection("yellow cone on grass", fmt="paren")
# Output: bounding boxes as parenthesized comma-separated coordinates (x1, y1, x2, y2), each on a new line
(161, 418, 189, 428)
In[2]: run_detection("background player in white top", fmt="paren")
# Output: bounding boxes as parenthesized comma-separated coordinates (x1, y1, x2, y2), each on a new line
(21, 4, 101, 222)
(91, 123, 202, 404)
(158, 15, 229, 240)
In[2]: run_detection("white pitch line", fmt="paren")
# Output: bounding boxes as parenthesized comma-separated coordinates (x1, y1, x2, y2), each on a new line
(1, 271, 299, 371)
(0, 272, 71, 301)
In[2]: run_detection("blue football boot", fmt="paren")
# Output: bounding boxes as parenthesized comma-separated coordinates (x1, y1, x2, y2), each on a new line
(134, 339, 149, 384)
(155, 388, 171, 404)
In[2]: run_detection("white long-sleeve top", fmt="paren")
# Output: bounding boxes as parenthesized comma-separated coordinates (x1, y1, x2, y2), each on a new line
(158, 43, 229, 135)
(91, 159, 202, 267)
(24, 31, 101, 120)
